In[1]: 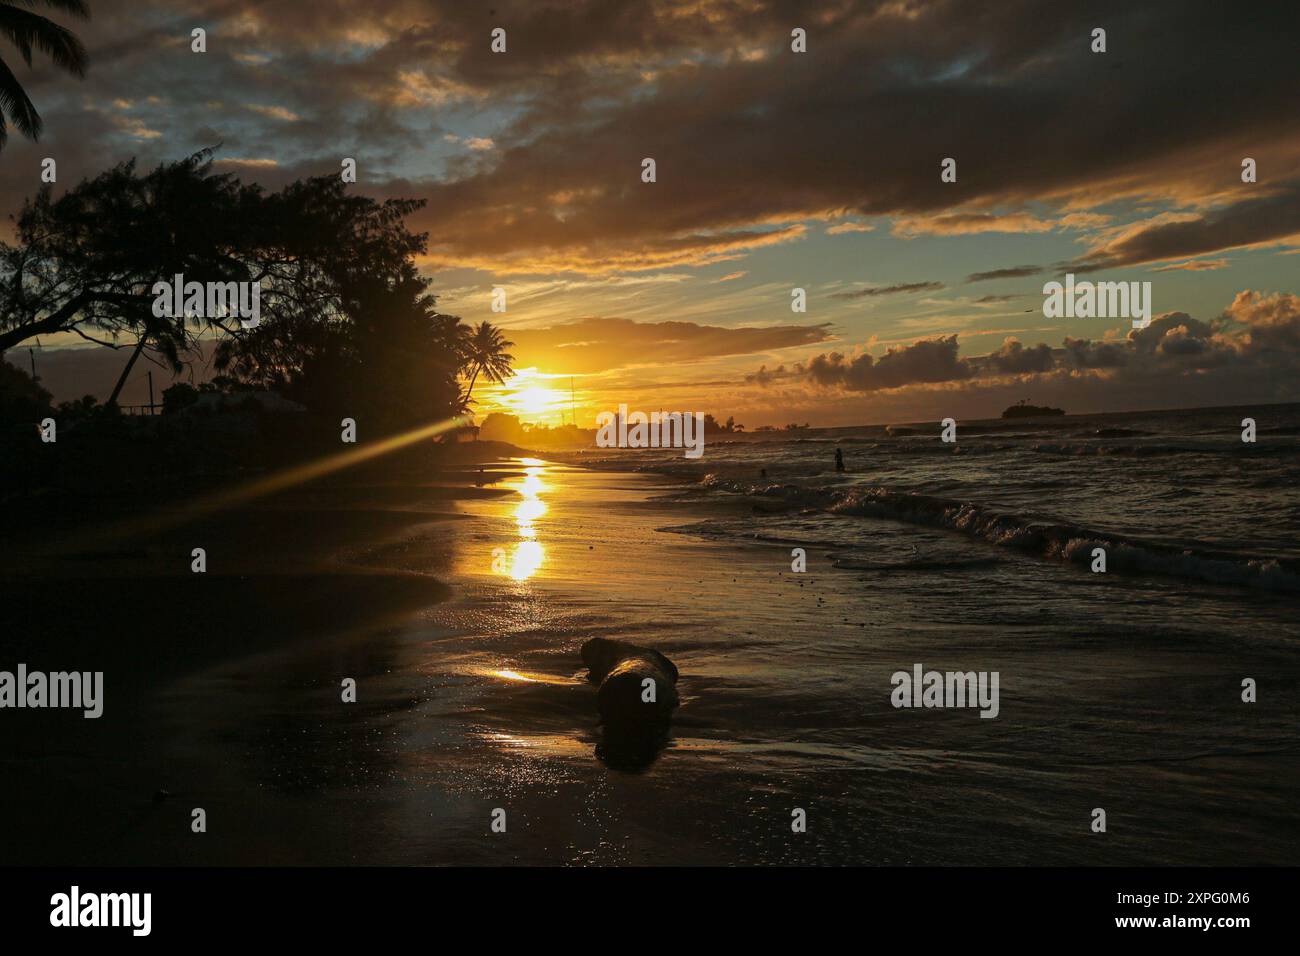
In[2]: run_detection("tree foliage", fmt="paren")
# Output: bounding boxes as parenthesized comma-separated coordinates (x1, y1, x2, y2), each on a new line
(0, 150, 495, 432)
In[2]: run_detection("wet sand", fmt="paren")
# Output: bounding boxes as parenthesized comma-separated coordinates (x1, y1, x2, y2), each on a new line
(2, 456, 1297, 865)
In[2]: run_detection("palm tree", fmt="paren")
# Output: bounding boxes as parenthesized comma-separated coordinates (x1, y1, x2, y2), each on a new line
(0, 0, 90, 148)
(460, 320, 514, 406)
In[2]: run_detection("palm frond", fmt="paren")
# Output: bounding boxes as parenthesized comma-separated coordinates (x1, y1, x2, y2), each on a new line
(0, 52, 40, 139)
(0, 5, 89, 75)
(5, 1, 90, 20)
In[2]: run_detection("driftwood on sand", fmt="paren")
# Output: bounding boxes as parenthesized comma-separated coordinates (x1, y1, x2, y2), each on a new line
(581, 637, 679, 726)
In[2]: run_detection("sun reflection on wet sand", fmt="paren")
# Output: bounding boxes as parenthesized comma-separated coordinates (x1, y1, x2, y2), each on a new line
(474, 731, 591, 757)
(493, 458, 550, 580)
(486, 668, 574, 686)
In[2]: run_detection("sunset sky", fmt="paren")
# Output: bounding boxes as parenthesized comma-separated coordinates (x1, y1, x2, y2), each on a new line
(5, 0, 1300, 426)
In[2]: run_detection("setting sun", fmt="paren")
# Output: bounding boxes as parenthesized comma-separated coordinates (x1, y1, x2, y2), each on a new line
(512, 386, 562, 417)
(485, 369, 573, 425)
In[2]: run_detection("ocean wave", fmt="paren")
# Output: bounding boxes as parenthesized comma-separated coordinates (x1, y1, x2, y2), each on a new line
(1089, 427, 1152, 438)
(827, 487, 1300, 591)
(830, 555, 1005, 573)
(1029, 441, 1262, 457)
(693, 475, 1300, 591)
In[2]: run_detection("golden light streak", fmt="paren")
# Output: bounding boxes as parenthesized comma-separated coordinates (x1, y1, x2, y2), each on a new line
(52, 415, 471, 552)
(487, 668, 572, 686)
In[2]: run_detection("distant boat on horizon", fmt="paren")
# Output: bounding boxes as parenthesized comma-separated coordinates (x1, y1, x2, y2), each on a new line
(1002, 399, 1065, 419)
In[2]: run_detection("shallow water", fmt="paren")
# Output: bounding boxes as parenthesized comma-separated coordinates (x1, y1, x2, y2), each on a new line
(153, 435, 1300, 865)
(576, 402, 1300, 594)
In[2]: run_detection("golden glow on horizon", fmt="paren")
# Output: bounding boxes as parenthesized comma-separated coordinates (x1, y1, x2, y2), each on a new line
(482, 369, 574, 426)
(514, 386, 563, 416)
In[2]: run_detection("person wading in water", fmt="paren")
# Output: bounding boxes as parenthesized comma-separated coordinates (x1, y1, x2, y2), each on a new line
(835, 448, 845, 473)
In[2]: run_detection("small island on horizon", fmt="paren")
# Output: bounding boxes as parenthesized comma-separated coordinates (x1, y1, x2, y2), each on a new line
(1002, 399, 1066, 419)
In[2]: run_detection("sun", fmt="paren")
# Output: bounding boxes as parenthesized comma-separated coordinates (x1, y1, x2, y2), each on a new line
(513, 386, 559, 416)
(486, 369, 572, 424)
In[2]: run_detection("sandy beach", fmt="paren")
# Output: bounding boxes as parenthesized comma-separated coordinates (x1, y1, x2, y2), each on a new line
(3, 448, 1296, 866)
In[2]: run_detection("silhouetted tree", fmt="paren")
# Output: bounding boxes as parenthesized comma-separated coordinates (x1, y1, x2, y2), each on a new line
(1, 149, 476, 430)
(460, 321, 514, 407)
(0, 359, 50, 422)
(212, 180, 466, 429)
(478, 412, 526, 444)
(0, 150, 269, 362)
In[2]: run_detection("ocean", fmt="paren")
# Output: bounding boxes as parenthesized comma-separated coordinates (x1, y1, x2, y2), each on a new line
(576, 402, 1300, 596)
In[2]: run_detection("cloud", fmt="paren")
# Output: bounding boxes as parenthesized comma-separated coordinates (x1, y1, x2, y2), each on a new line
(985, 337, 1055, 374)
(421, 223, 809, 275)
(966, 265, 1044, 283)
(1061, 336, 1127, 369)
(214, 157, 280, 168)
(830, 282, 944, 300)
(7, 0, 1300, 277)
(1068, 186, 1300, 273)
(745, 363, 792, 385)
(507, 316, 833, 374)
(826, 220, 873, 235)
(1152, 258, 1229, 272)
(1222, 290, 1300, 356)
(751, 290, 1300, 401)
(804, 336, 971, 392)
(1126, 312, 1215, 355)
(245, 104, 301, 122)
(891, 211, 1110, 238)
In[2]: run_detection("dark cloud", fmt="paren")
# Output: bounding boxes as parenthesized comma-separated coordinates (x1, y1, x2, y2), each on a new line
(1069, 186, 1300, 273)
(985, 338, 1055, 374)
(830, 282, 944, 300)
(744, 363, 792, 385)
(1061, 336, 1127, 369)
(1221, 290, 1300, 357)
(804, 336, 971, 392)
(966, 265, 1044, 283)
(9, 1, 1299, 274)
(1126, 312, 1214, 354)
(751, 290, 1300, 396)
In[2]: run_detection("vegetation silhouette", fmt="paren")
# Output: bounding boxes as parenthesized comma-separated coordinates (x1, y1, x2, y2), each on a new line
(0, 149, 516, 493)
(0, 150, 518, 426)
(459, 321, 515, 409)
(0, 0, 89, 147)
